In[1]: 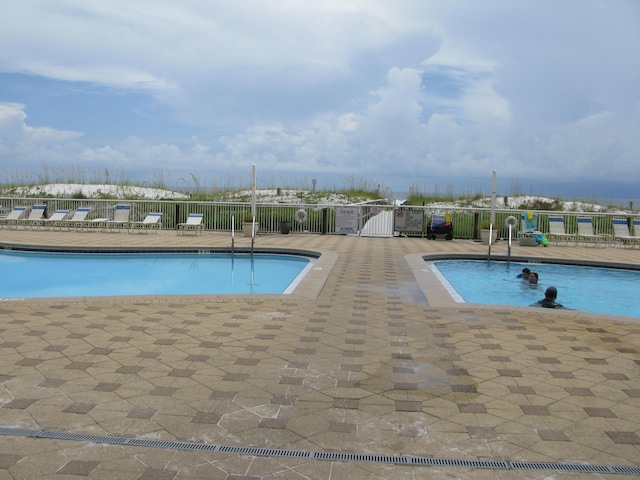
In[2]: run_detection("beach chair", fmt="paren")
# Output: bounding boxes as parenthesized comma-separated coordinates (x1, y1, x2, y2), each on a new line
(42, 210, 70, 230)
(130, 212, 162, 233)
(101, 204, 132, 232)
(21, 205, 47, 229)
(517, 211, 541, 245)
(0, 206, 27, 229)
(177, 213, 204, 236)
(546, 216, 575, 245)
(612, 218, 640, 248)
(62, 207, 92, 231)
(520, 211, 538, 233)
(576, 216, 609, 247)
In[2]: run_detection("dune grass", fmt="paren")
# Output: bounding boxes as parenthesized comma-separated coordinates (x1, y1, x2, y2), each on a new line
(0, 167, 387, 202)
(1, 167, 635, 211)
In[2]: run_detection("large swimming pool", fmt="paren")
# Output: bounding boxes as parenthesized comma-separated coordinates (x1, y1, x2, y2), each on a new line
(0, 251, 313, 298)
(431, 260, 639, 318)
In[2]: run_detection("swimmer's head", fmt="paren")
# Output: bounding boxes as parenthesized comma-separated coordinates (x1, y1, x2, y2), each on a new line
(545, 286, 558, 300)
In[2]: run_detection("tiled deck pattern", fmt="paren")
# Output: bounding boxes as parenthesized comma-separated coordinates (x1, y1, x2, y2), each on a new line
(0, 229, 639, 479)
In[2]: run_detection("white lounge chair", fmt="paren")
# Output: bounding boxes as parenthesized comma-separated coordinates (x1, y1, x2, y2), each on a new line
(0, 206, 27, 229)
(62, 207, 92, 231)
(101, 204, 132, 232)
(42, 210, 70, 230)
(177, 213, 204, 236)
(21, 205, 47, 229)
(546, 216, 575, 245)
(577, 216, 609, 247)
(612, 218, 640, 248)
(130, 212, 162, 233)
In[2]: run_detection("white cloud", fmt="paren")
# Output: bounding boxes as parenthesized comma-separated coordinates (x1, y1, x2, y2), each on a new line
(80, 145, 128, 165)
(0, 1, 638, 195)
(459, 79, 511, 123)
(537, 111, 640, 178)
(0, 103, 83, 148)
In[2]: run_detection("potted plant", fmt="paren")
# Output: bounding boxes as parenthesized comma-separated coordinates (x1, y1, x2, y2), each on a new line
(479, 221, 498, 244)
(242, 213, 259, 237)
(279, 219, 292, 234)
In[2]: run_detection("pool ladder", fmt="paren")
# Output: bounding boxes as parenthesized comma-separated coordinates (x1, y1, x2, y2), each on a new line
(250, 216, 256, 255)
(230, 217, 256, 257)
(487, 224, 513, 265)
(231, 217, 235, 256)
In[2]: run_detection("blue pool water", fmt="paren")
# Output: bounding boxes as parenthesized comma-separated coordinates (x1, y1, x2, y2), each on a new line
(432, 260, 639, 318)
(0, 251, 312, 298)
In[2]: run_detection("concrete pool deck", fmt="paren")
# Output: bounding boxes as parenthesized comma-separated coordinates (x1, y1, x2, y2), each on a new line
(0, 229, 639, 479)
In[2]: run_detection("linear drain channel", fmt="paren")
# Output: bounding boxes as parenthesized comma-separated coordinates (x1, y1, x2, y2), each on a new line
(1, 427, 638, 475)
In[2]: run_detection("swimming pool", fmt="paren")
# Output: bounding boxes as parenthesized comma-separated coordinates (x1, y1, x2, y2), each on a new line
(431, 260, 639, 318)
(0, 251, 313, 298)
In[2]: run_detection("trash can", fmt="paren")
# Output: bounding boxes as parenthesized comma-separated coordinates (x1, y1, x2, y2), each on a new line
(279, 220, 292, 234)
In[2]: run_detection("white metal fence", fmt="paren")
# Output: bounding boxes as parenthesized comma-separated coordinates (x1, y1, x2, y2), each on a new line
(1, 197, 637, 240)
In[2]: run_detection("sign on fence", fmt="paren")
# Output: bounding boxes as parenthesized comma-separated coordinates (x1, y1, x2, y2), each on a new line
(393, 208, 424, 233)
(336, 207, 359, 234)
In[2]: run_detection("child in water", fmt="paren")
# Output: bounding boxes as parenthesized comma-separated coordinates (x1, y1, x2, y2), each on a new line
(517, 268, 531, 280)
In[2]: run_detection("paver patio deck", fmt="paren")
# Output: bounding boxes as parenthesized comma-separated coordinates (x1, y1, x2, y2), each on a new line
(0, 229, 639, 479)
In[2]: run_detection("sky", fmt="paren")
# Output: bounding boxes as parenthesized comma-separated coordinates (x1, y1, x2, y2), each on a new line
(1, 1, 639, 200)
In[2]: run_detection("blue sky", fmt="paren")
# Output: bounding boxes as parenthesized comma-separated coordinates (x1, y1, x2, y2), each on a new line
(1, 1, 639, 200)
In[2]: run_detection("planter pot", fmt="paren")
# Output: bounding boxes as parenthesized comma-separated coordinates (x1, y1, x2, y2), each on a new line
(279, 221, 292, 234)
(242, 222, 259, 237)
(480, 229, 498, 245)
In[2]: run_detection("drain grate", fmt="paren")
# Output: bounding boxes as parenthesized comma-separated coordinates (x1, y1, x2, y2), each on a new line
(510, 461, 614, 474)
(314, 452, 410, 464)
(413, 457, 510, 469)
(0, 427, 40, 437)
(37, 430, 126, 445)
(1, 426, 638, 475)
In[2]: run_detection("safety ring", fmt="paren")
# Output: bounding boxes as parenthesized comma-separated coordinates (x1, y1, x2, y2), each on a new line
(505, 215, 518, 228)
(295, 209, 308, 223)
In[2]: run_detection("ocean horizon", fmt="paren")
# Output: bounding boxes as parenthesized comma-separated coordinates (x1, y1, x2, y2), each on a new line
(386, 178, 638, 208)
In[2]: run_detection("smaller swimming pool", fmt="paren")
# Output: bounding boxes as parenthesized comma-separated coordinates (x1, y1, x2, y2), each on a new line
(431, 260, 639, 318)
(0, 251, 313, 298)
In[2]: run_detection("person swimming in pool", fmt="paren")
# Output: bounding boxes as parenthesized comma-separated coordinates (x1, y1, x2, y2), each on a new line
(533, 286, 564, 309)
(517, 267, 531, 280)
(528, 272, 539, 285)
